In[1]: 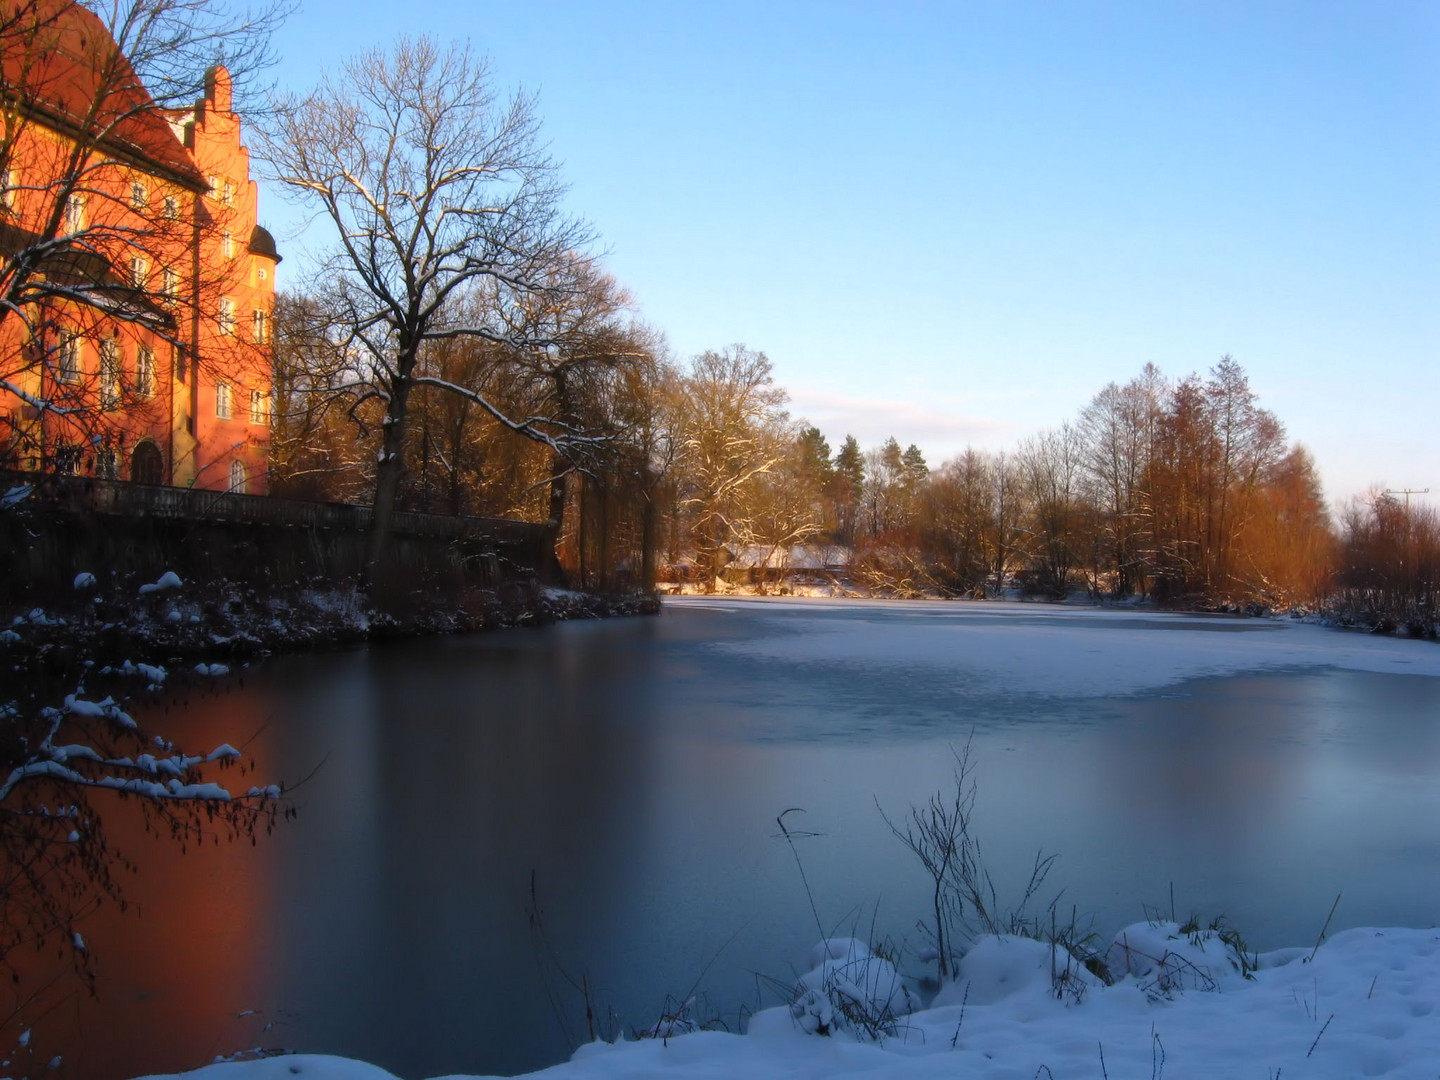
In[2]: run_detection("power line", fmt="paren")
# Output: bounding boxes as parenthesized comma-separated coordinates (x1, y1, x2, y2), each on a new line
(1385, 488, 1430, 511)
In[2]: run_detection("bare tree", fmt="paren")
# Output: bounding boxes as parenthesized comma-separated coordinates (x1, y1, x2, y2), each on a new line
(1017, 424, 1088, 598)
(738, 420, 825, 585)
(1077, 365, 1165, 597)
(268, 290, 375, 501)
(920, 448, 995, 595)
(1336, 491, 1437, 634)
(989, 450, 1026, 594)
(262, 37, 592, 575)
(673, 344, 788, 590)
(491, 257, 642, 538)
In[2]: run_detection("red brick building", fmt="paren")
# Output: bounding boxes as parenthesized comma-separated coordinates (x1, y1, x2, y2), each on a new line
(0, 0, 278, 492)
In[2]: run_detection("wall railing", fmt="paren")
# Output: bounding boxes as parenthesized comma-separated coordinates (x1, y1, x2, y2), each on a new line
(0, 469, 549, 546)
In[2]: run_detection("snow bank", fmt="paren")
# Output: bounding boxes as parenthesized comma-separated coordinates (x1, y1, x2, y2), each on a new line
(783, 938, 913, 1037)
(138, 924, 1439, 1080)
(138, 571, 184, 595)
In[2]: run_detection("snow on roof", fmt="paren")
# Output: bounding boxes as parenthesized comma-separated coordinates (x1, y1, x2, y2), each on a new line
(0, 0, 205, 187)
(726, 545, 852, 569)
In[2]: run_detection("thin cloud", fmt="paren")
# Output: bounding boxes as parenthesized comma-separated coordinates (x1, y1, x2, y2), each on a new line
(785, 387, 1019, 456)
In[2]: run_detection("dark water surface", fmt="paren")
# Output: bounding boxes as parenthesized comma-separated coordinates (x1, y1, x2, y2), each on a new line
(22, 599, 1440, 1078)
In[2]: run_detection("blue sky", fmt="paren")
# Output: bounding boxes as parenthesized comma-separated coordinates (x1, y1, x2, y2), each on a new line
(259, 1, 1439, 507)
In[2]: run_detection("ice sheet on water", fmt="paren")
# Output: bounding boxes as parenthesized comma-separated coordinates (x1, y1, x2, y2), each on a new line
(677, 598, 1440, 698)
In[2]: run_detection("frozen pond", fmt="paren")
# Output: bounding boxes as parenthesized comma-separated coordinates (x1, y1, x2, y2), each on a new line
(34, 598, 1440, 1078)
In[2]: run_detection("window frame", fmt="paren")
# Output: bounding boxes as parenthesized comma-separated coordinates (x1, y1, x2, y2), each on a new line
(216, 380, 232, 420)
(98, 337, 121, 410)
(57, 332, 81, 383)
(136, 345, 155, 399)
(63, 192, 86, 232)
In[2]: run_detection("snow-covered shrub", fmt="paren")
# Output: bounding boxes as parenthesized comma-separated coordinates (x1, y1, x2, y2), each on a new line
(1105, 920, 1257, 999)
(137, 570, 184, 595)
(788, 938, 914, 1040)
(933, 933, 1105, 1009)
(637, 995, 700, 1041)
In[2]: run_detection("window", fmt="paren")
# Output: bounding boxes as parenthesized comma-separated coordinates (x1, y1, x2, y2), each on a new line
(129, 256, 147, 288)
(221, 231, 234, 259)
(161, 266, 179, 302)
(256, 266, 267, 281)
(130, 181, 147, 210)
(221, 179, 235, 207)
(99, 338, 121, 409)
(163, 194, 179, 220)
(249, 388, 266, 425)
(252, 308, 268, 343)
(54, 445, 81, 475)
(136, 345, 155, 398)
(63, 192, 85, 232)
(97, 447, 118, 479)
(0, 168, 13, 211)
(218, 296, 235, 335)
(215, 381, 231, 419)
(228, 459, 246, 493)
(58, 333, 81, 383)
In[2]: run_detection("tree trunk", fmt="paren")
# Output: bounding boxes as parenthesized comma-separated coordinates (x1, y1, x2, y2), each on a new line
(576, 472, 588, 589)
(364, 362, 413, 584)
(419, 414, 431, 513)
(597, 480, 610, 591)
(640, 481, 658, 592)
(547, 450, 568, 532)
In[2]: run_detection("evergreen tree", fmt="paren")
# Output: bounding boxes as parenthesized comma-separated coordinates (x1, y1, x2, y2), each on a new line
(832, 434, 865, 545)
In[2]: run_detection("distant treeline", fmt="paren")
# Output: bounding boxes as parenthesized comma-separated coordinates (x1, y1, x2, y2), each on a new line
(267, 293, 1433, 632)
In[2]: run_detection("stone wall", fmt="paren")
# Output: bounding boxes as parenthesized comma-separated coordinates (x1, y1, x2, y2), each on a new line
(0, 471, 553, 604)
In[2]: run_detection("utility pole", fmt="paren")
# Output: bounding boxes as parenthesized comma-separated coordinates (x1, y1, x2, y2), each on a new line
(1385, 488, 1430, 512)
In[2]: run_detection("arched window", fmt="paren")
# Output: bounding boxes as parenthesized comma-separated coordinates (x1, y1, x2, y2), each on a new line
(229, 459, 246, 493)
(130, 441, 163, 485)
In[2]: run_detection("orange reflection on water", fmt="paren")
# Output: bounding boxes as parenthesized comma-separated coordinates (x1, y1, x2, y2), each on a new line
(5, 678, 280, 1078)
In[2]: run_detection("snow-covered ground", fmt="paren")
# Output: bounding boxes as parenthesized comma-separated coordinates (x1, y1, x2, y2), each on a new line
(143, 922, 1440, 1079)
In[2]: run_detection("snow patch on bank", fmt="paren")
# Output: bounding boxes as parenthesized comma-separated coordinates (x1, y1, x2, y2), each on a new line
(137, 923, 1440, 1079)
